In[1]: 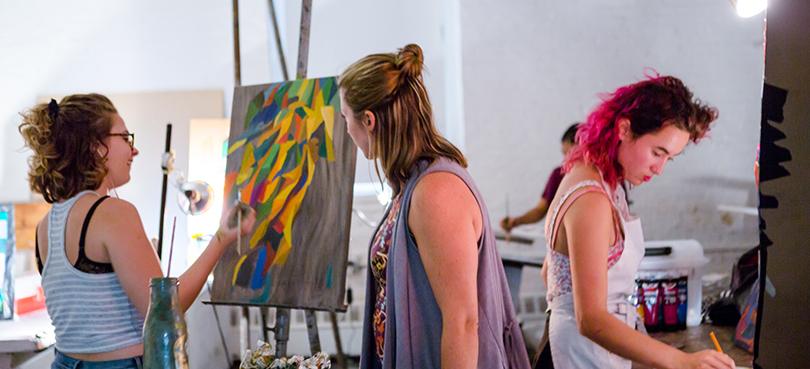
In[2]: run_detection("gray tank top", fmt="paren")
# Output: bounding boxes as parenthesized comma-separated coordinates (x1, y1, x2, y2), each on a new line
(41, 190, 144, 353)
(360, 158, 531, 369)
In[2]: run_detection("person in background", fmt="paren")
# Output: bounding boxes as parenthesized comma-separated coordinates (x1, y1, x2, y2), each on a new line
(538, 75, 735, 369)
(19, 94, 256, 369)
(339, 44, 531, 369)
(501, 123, 579, 233)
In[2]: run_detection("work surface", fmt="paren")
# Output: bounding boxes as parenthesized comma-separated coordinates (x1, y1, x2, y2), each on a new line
(0, 309, 55, 369)
(632, 324, 753, 369)
(0, 309, 54, 354)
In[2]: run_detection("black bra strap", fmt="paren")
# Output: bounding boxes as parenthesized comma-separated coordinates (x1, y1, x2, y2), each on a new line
(78, 196, 110, 262)
(36, 226, 43, 274)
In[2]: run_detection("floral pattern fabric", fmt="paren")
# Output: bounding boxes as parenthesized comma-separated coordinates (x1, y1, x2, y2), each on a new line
(370, 195, 402, 367)
(545, 179, 630, 303)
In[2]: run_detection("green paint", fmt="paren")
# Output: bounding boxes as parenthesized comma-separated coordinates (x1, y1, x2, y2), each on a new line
(301, 80, 315, 106)
(288, 79, 303, 97)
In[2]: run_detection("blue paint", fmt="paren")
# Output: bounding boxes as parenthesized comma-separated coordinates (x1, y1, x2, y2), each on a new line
(251, 248, 267, 290)
(326, 264, 333, 289)
(254, 274, 272, 304)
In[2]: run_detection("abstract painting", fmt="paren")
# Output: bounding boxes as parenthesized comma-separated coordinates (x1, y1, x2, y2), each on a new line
(210, 77, 356, 311)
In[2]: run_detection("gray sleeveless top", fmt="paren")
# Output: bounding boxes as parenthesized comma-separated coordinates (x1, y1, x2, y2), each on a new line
(41, 191, 144, 353)
(360, 158, 531, 369)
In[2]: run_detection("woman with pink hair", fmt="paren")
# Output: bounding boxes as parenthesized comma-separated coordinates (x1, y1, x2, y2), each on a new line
(540, 75, 736, 369)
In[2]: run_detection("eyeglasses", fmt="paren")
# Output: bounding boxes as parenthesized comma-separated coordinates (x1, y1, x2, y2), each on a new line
(109, 132, 135, 149)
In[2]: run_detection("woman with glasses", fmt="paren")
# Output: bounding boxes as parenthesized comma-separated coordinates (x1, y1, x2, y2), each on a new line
(18, 93, 256, 369)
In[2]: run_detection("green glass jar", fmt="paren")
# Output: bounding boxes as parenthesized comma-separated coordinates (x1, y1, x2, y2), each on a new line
(143, 277, 188, 369)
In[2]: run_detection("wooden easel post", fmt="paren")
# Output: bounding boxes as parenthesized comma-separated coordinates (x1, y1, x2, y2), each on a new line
(267, 0, 289, 81)
(232, 0, 241, 86)
(269, 0, 315, 359)
(228, 1, 347, 367)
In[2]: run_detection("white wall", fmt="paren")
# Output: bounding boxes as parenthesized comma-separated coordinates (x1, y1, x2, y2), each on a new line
(0, 1, 272, 366)
(0, 0, 275, 203)
(0, 0, 448, 362)
(461, 0, 764, 282)
(0, 0, 765, 363)
(279, 0, 448, 187)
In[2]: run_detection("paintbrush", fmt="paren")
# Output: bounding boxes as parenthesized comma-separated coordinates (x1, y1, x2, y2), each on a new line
(167, 216, 176, 277)
(505, 194, 512, 244)
(237, 190, 243, 256)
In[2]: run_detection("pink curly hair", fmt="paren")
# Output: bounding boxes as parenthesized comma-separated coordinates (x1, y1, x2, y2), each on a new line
(564, 73, 717, 189)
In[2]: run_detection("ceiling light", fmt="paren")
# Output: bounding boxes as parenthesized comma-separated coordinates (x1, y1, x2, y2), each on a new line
(732, 0, 767, 18)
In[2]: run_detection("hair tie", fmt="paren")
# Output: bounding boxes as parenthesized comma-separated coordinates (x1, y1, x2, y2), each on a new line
(48, 99, 60, 121)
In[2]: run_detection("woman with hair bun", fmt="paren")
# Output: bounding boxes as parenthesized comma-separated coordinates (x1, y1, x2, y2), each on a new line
(339, 44, 531, 369)
(19, 94, 256, 368)
(539, 75, 735, 369)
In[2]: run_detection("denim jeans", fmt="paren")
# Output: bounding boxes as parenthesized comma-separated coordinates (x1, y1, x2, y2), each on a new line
(52, 349, 143, 369)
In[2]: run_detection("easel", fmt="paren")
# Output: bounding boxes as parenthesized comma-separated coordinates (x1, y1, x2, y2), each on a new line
(227, 0, 347, 367)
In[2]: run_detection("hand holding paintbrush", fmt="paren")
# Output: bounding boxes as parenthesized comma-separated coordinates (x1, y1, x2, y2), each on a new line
(215, 199, 256, 251)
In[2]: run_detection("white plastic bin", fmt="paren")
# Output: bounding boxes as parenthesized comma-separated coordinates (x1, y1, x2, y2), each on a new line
(637, 239, 709, 327)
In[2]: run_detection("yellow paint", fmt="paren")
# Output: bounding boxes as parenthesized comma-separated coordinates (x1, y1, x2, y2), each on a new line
(322, 106, 334, 139)
(296, 79, 310, 98)
(250, 217, 271, 249)
(274, 238, 291, 265)
(236, 143, 256, 185)
(227, 138, 247, 155)
(231, 80, 343, 275)
(259, 176, 280, 204)
(322, 107, 335, 161)
(232, 254, 249, 286)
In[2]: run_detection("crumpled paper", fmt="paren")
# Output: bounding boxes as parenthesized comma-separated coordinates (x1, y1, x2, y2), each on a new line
(240, 341, 331, 369)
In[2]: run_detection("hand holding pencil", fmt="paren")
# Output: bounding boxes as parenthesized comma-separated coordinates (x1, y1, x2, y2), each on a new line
(710, 331, 723, 353)
(675, 331, 736, 369)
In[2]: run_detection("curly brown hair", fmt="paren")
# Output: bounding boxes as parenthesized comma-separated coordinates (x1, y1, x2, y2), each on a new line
(18, 94, 118, 203)
(339, 44, 466, 195)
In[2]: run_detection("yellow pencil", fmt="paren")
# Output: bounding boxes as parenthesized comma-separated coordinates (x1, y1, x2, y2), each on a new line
(710, 331, 723, 353)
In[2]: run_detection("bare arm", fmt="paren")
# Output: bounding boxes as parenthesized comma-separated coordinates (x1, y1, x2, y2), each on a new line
(501, 198, 550, 232)
(410, 172, 480, 369)
(175, 203, 255, 311)
(101, 200, 255, 316)
(541, 252, 549, 287)
(563, 193, 734, 369)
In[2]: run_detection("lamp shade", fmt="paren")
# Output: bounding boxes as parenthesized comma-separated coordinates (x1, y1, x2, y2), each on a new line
(177, 180, 214, 215)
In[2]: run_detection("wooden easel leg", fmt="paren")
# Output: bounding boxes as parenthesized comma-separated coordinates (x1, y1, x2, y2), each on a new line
(260, 307, 271, 344)
(239, 306, 250, 358)
(304, 310, 322, 354)
(232, 0, 241, 86)
(267, 0, 289, 81)
(295, 0, 312, 79)
(329, 312, 347, 369)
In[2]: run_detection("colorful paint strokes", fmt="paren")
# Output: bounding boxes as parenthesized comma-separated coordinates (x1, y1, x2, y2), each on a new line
(211, 77, 356, 311)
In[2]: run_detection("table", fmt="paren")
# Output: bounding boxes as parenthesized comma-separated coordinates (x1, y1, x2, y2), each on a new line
(0, 309, 55, 368)
(495, 228, 546, 309)
(632, 324, 754, 368)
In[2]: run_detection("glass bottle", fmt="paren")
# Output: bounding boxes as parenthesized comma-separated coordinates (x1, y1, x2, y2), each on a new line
(143, 277, 189, 369)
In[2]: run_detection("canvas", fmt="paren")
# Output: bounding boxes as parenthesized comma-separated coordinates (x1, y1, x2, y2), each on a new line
(210, 77, 356, 311)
